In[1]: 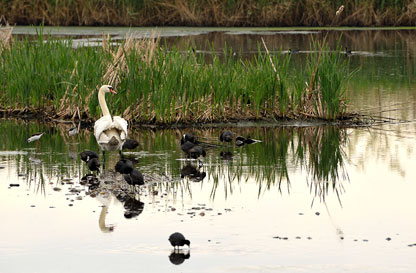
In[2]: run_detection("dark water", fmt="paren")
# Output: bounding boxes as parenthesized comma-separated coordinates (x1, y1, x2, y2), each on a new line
(2, 27, 416, 272)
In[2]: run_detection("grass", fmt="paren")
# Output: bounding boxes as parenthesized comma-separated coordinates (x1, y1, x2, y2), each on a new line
(0, 0, 414, 27)
(0, 29, 354, 125)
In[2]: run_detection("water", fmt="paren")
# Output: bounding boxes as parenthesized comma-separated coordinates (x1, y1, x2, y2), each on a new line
(2, 27, 416, 272)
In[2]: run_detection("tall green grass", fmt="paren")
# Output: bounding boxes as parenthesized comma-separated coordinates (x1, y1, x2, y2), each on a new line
(0, 33, 353, 124)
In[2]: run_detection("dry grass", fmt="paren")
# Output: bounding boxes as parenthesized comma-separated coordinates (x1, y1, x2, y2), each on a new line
(0, 0, 414, 27)
(0, 16, 13, 51)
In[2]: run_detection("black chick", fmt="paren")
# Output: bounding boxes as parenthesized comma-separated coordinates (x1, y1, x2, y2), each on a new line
(169, 232, 190, 250)
(87, 157, 100, 174)
(219, 131, 234, 142)
(115, 158, 133, 174)
(123, 169, 144, 192)
(122, 139, 139, 150)
(80, 150, 99, 162)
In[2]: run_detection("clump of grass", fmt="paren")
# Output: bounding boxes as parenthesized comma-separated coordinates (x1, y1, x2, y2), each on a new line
(0, 31, 354, 124)
(0, 16, 13, 51)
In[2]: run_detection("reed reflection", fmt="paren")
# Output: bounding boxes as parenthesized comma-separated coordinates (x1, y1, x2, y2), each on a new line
(2, 120, 350, 206)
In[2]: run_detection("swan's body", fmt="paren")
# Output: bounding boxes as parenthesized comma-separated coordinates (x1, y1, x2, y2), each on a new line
(94, 85, 128, 152)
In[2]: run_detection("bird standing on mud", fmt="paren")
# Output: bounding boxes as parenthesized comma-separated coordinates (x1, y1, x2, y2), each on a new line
(169, 232, 190, 250)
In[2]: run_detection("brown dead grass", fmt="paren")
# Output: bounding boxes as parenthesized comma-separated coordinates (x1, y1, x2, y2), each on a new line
(0, 0, 414, 27)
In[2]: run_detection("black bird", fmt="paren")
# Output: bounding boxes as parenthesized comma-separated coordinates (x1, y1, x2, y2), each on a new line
(189, 145, 206, 160)
(235, 136, 245, 147)
(169, 232, 190, 250)
(181, 139, 195, 155)
(122, 139, 139, 150)
(80, 150, 99, 162)
(288, 48, 299, 54)
(87, 157, 100, 174)
(219, 131, 233, 142)
(220, 151, 233, 160)
(123, 168, 144, 191)
(115, 158, 133, 174)
(169, 251, 190, 265)
(345, 47, 352, 55)
(182, 132, 197, 144)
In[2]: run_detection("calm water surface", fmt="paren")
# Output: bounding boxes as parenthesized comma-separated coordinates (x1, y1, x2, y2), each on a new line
(2, 27, 416, 272)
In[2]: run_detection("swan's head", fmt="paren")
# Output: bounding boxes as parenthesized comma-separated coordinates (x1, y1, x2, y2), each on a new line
(99, 85, 117, 94)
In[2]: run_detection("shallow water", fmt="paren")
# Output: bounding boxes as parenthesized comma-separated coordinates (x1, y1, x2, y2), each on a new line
(2, 27, 416, 272)
(1, 120, 416, 273)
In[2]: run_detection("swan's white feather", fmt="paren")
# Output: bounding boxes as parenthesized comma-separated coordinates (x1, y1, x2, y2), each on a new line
(94, 115, 128, 150)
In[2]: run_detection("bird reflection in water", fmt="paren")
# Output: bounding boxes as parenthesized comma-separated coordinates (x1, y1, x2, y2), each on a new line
(180, 164, 206, 182)
(96, 194, 116, 233)
(169, 250, 191, 265)
(116, 192, 145, 219)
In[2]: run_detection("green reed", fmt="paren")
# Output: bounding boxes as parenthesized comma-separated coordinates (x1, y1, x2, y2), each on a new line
(0, 33, 352, 123)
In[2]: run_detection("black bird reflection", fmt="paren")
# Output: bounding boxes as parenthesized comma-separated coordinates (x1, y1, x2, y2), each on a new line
(116, 192, 145, 219)
(169, 250, 190, 265)
(180, 164, 206, 182)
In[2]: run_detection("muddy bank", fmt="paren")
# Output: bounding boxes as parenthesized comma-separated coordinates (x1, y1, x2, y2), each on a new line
(0, 107, 373, 129)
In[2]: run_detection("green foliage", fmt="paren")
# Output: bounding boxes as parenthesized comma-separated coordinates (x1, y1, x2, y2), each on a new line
(0, 33, 352, 123)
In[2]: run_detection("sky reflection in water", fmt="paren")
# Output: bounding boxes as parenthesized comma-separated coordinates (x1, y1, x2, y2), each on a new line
(0, 120, 416, 273)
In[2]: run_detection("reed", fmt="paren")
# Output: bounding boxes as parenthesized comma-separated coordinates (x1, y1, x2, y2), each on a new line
(0, 0, 413, 27)
(0, 31, 353, 124)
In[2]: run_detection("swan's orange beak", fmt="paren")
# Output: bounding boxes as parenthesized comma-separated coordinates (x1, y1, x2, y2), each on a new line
(109, 87, 117, 94)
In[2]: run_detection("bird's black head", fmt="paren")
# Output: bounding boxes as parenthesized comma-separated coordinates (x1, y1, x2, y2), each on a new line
(184, 239, 191, 247)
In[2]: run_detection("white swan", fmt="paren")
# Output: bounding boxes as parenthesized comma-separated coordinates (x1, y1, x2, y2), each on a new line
(94, 85, 128, 154)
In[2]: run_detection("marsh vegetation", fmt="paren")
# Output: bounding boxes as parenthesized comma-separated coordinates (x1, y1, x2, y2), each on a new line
(2, 0, 415, 27)
(0, 28, 355, 125)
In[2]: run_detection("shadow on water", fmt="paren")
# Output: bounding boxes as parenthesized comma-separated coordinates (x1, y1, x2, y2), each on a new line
(0, 120, 349, 207)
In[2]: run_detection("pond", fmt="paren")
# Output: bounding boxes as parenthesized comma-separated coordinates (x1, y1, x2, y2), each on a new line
(1, 27, 416, 273)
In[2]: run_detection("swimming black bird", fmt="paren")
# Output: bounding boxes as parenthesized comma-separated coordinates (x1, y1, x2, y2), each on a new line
(80, 150, 99, 162)
(123, 168, 144, 191)
(87, 157, 100, 174)
(169, 232, 190, 250)
(122, 139, 139, 150)
(219, 131, 234, 142)
(115, 158, 133, 174)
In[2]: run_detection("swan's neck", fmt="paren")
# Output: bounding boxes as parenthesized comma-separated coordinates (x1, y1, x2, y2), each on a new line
(98, 88, 111, 117)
